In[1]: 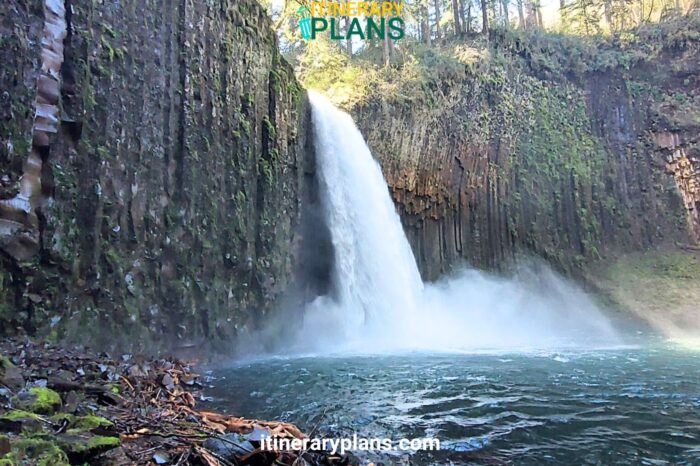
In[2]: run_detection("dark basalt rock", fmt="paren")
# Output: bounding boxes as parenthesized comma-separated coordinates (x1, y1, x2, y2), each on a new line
(352, 28, 700, 279)
(0, 0, 329, 353)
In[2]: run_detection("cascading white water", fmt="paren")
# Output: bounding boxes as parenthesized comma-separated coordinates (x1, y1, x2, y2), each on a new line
(298, 93, 621, 353)
(300, 93, 424, 350)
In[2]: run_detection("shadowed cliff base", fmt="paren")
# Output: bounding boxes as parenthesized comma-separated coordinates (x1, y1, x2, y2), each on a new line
(588, 246, 700, 343)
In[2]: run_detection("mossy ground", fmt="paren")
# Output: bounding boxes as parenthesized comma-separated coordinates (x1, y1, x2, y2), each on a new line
(0, 417, 120, 464)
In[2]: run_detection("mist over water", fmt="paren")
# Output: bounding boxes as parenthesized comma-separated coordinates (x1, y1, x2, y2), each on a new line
(284, 93, 620, 354)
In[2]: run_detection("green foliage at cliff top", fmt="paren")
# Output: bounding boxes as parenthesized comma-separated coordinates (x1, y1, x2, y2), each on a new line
(298, 16, 700, 109)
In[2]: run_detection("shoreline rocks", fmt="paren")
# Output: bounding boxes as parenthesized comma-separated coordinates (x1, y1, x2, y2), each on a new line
(0, 339, 358, 466)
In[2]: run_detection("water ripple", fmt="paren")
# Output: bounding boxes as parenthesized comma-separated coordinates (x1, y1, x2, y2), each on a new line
(209, 347, 700, 465)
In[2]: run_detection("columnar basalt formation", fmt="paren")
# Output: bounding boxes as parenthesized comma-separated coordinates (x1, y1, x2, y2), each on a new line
(0, 0, 67, 261)
(352, 27, 700, 279)
(0, 0, 321, 351)
(656, 132, 700, 242)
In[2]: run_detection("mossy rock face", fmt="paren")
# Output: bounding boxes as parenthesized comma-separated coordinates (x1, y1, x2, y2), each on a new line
(27, 388, 61, 415)
(54, 433, 120, 462)
(3, 437, 70, 466)
(0, 410, 43, 434)
(12, 388, 62, 415)
(349, 25, 699, 278)
(0, 0, 316, 354)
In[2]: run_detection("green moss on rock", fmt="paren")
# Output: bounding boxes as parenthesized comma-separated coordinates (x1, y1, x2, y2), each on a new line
(0, 355, 12, 371)
(56, 433, 120, 456)
(86, 435, 120, 449)
(26, 388, 61, 415)
(0, 409, 43, 434)
(0, 410, 41, 422)
(72, 415, 113, 430)
(3, 437, 69, 466)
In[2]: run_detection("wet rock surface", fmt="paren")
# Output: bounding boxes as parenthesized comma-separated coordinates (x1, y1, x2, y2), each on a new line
(0, 0, 322, 352)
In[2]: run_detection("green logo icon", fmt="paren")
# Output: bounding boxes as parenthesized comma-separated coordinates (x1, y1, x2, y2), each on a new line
(297, 5, 312, 39)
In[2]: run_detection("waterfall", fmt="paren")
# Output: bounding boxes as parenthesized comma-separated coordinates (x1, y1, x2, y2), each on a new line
(295, 93, 621, 353)
(299, 93, 424, 350)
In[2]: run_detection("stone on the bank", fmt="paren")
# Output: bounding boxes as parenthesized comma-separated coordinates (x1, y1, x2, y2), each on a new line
(0, 410, 43, 433)
(0, 356, 24, 391)
(12, 387, 62, 414)
(202, 433, 255, 460)
(55, 433, 121, 462)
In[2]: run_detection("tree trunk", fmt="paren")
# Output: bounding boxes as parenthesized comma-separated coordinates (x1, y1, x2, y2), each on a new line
(383, 34, 390, 65)
(434, 0, 442, 39)
(421, 2, 432, 44)
(525, 0, 539, 27)
(502, 0, 510, 26)
(603, 0, 613, 30)
(459, 0, 467, 32)
(518, 0, 526, 27)
(466, 0, 473, 32)
(453, 0, 463, 34)
(481, 0, 489, 34)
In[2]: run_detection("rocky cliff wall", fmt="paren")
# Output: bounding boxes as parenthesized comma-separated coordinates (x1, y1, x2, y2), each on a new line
(353, 24, 700, 279)
(0, 0, 322, 352)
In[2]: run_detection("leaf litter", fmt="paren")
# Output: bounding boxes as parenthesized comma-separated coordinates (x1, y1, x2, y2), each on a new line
(0, 339, 360, 466)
